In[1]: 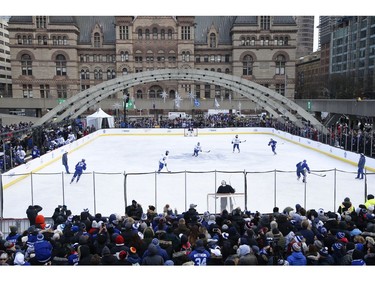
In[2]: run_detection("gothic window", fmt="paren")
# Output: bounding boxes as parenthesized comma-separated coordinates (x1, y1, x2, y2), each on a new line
(242, 55, 253, 75)
(55, 54, 67, 76)
(122, 68, 128, 75)
(275, 54, 286, 75)
(168, 29, 172, 40)
(94, 32, 101, 47)
(21, 54, 32, 76)
(153, 28, 158, 39)
(209, 33, 217, 48)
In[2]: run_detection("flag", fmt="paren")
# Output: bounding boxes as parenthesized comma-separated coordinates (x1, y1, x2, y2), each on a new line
(194, 98, 200, 107)
(214, 98, 220, 108)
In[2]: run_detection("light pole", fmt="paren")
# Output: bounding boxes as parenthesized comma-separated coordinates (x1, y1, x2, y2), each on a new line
(123, 90, 129, 126)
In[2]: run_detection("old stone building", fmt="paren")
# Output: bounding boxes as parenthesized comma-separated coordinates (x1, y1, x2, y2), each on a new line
(7, 16, 298, 117)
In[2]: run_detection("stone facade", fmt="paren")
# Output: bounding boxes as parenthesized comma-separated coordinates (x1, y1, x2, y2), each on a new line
(7, 16, 298, 115)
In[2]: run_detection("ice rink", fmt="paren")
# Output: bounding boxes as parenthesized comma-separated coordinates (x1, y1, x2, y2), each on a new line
(2, 129, 374, 219)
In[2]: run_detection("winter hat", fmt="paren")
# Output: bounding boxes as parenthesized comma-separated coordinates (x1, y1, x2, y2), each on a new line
(319, 247, 329, 257)
(251, 245, 260, 255)
(344, 197, 351, 203)
(37, 233, 44, 241)
(91, 220, 99, 229)
(164, 260, 174, 265)
(119, 250, 127, 260)
(270, 220, 278, 230)
(208, 215, 216, 225)
(350, 228, 362, 236)
(319, 227, 327, 235)
(318, 208, 325, 216)
(222, 232, 229, 240)
(332, 242, 343, 251)
(237, 244, 251, 257)
(210, 248, 222, 257)
(141, 213, 148, 221)
(71, 225, 79, 232)
(189, 203, 197, 209)
(101, 246, 110, 256)
(352, 249, 365, 260)
(366, 236, 375, 246)
(336, 232, 345, 239)
(221, 224, 229, 231)
(295, 235, 304, 243)
(152, 238, 159, 246)
(295, 204, 302, 212)
(9, 226, 18, 233)
(130, 247, 137, 254)
(314, 240, 323, 250)
(292, 243, 301, 252)
(115, 235, 124, 245)
(355, 243, 364, 251)
(196, 239, 204, 248)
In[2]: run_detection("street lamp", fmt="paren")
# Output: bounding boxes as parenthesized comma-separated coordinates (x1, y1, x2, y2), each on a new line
(123, 90, 129, 126)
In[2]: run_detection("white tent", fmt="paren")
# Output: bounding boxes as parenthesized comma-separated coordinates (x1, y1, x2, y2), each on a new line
(86, 108, 115, 129)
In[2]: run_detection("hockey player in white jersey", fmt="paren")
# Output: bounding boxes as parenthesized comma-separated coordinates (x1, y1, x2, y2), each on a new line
(231, 135, 245, 153)
(192, 142, 202, 157)
(158, 150, 170, 173)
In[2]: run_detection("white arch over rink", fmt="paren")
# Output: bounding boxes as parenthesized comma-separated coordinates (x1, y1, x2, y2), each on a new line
(32, 69, 328, 134)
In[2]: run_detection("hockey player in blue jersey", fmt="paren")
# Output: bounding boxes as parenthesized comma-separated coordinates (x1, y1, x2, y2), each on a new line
(268, 138, 277, 155)
(158, 150, 169, 173)
(296, 159, 310, 183)
(70, 159, 86, 183)
(193, 142, 202, 157)
(232, 135, 245, 153)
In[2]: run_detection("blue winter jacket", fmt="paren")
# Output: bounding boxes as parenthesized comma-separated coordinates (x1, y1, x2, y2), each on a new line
(287, 251, 307, 265)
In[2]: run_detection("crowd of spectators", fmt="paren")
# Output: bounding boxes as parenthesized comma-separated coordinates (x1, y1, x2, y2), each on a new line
(1, 194, 375, 266)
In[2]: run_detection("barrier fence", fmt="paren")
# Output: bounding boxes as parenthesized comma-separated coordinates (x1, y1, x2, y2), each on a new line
(1, 168, 374, 234)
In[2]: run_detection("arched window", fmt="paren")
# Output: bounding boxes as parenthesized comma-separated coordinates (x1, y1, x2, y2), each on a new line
(245, 37, 250, 46)
(122, 68, 128, 75)
(275, 54, 286, 75)
(27, 35, 32, 44)
(53, 36, 57, 45)
(81, 69, 90, 80)
(37, 36, 42, 45)
(107, 69, 116, 80)
(94, 32, 101, 47)
(153, 28, 158, 39)
(55, 54, 67, 76)
(240, 36, 245, 46)
(21, 54, 32, 76)
(63, 36, 67, 45)
(17, 35, 22, 44)
(120, 51, 125, 62)
(58, 36, 63, 45)
(136, 89, 143, 99)
(161, 29, 165, 40)
(43, 36, 47, 45)
(94, 69, 103, 80)
(250, 37, 255, 46)
(145, 29, 150, 40)
(168, 29, 172, 40)
(242, 55, 253, 75)
(209, 33, 216, 48)
(138, 29, 143, 39)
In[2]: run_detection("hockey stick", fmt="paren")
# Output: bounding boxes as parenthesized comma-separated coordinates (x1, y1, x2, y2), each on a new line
(310, 172, 326, 177)
(204, 150, 211, 153)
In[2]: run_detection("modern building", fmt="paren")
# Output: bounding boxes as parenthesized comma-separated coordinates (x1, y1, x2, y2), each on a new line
(329, 16, 375, 99)
(5, 16, 299, 117)
(0, 17, 11, 98)
(295, 16, 315, 58)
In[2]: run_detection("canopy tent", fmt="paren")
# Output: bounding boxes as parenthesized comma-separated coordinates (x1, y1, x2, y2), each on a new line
(86, 108, 115, 129)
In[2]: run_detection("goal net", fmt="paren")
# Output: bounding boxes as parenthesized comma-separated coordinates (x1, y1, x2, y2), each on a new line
(184, 128, 198, 137)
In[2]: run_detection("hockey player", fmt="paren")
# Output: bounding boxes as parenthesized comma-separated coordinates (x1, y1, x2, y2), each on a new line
(232, 135, 245, 153)
(268, 138, 277, 155)
(15, 146, 26, 165)
(355, 153, 366, 179)
(158, 150, 169, 173)
(296, 160, 310, 183)
(193, 142, 202, 157)
(70, 159, 86, 184)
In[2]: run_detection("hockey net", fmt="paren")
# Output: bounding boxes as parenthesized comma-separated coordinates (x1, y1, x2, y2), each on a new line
(184, 128, 198, 137)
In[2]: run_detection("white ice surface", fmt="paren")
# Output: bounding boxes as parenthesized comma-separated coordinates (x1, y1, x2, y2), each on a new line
(3, 133, 374, 218)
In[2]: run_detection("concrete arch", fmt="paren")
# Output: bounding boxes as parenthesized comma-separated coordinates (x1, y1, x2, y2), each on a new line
(32, 69, 327, 133)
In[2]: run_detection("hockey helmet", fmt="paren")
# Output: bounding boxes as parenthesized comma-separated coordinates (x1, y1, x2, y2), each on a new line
(166, 150, 169, 155)
(82, 159, 85, 162)
(303, 159, 306, 163)
(235, 135, 238, 138)
(197, 142, 200, 145)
